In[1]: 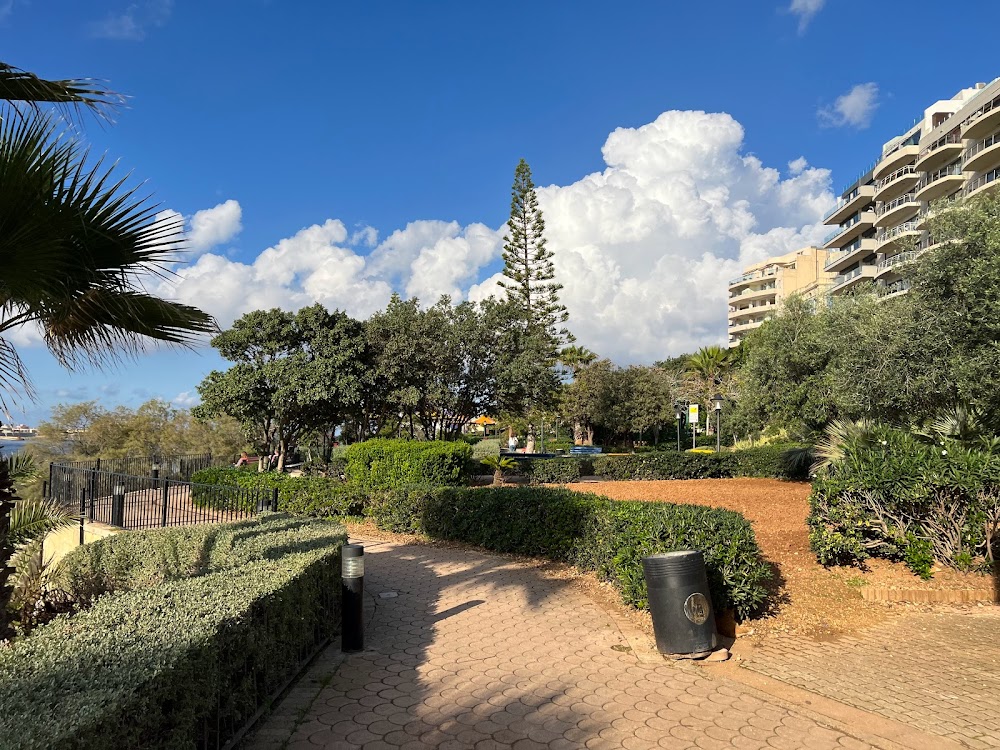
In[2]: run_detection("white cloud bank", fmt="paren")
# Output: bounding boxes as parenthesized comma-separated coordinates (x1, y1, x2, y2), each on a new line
(818, 83, 880, 129)
(153, 109, 833, 363)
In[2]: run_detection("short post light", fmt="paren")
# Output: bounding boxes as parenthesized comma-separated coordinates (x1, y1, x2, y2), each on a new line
(151, 459, 161, 481)
(112, 484, 126, 527)
(674, 403, 683, 452)
(712, 394, 724, 453)
(398, 412, 405, 439)
(342, 544, 365, 653)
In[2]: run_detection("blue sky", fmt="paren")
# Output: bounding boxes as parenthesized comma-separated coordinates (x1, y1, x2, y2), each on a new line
(3, 0, 1000, 425)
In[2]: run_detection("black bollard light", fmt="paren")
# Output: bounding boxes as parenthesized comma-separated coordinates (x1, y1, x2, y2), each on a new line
(341, 544, 365, 653)
(111, 484, 126, 527)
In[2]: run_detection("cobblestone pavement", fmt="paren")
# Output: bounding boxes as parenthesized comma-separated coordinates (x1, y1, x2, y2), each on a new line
(741, 608, 1000, 750)
(247, 540, 915, 750)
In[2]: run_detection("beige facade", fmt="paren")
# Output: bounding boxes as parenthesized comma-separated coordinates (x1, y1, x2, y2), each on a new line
(824, 78, 1000, 298)
(727, 246, 833, 346)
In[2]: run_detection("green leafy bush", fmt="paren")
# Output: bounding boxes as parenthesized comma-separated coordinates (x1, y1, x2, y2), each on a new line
(343, 439, 473, 491)
(365, 483, 439, 533)
(191, 468, 364, 516)
(592, 445, 809, 481)
(807, 424, 1000, 572)
(520, 457, 586, 484)
(472, 437, 503, 459)
(374, 485, 770, 619)
(1, 515, 346, 750)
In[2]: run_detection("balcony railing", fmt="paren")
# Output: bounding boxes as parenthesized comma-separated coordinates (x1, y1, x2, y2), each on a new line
(876, 192, 917, 216)
(915, 162, 964, 191)
(728, 267, 778, 286)
(964, 167, 1000, 196)
(962, 93, 1000, 131)
(875, 164, 917, 192)
(876, 220, 921, 245)
(881, 132, 920, 160)
(832, 267, 862, 288)
(729, 283, 777, 299)
(965, 132, 1000, 163)
(823, 212, 863, 244)
(823, 186, 864, 221)
(919, 132, 962, 160)
(878, 279, 912, 298)
(877, 249, 925, 272)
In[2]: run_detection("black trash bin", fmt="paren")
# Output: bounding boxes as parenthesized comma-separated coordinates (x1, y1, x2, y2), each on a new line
(642, 550, 717, 657)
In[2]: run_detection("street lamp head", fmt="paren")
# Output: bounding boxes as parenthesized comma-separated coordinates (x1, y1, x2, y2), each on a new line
(712, 394, 724, 412)
(674, 408, 683, 420)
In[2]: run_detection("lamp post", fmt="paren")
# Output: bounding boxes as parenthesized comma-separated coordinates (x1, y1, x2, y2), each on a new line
(398, 412, 404, 439)
(674, 403, 683, 452)
(712, 394, 724, 453)
(151, 459, 161, 481)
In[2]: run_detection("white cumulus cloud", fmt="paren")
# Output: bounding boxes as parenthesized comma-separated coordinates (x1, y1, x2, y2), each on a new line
(188, 200, 242, 253)
(142, 109, 835, 364)
(89, 0, 172, 40)
(818, 83, 880, 129)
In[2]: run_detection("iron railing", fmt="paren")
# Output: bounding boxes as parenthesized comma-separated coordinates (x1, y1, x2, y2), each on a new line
(49, 460, 274, 533)
(56, 453, 215, 480)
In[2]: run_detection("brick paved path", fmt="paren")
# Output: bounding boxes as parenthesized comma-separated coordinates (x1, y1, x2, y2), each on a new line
(741, 609, 1000, 750)
(247, 540, 899, 750)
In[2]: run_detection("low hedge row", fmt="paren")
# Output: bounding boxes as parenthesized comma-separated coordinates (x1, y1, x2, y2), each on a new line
(1, 514, 346, 750)
(370, 485, 770, 619)
(518, 457, 591, 484)
(592, 444, 810, 481)
(191, 467, 365, 516)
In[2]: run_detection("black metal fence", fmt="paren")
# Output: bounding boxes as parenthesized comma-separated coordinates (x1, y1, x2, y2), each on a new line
(55, 453, 215, 481)
(49, 460, 276, 534)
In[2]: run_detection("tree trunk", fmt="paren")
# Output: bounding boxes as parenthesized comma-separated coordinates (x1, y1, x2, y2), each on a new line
(573, 421, 585, 446)
(277, 438, 288, 472)
(0, 463, 18, 641)
(585, 426, 594, 446)
(493, 468, 503, 486)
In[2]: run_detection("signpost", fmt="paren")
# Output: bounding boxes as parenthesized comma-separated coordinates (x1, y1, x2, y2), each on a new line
(687, 404, 699, 450)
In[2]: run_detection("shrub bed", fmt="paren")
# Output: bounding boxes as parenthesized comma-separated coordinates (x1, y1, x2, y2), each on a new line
(808, 426, 1000, 576)
(1, 514, 346, 750)
(370, 486, 770, 619)
(592, 444, 809, 481)
(343, 438, 473, 491)
(191, 468, 365, 516)
(519, 457, 590, 484)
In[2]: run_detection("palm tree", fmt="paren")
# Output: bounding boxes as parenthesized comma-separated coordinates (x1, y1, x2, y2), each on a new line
(481, 455, 518, 486)
(558, 346, 597, 445)
(683, 346, 736, 436)
(0, 62, 216, 636)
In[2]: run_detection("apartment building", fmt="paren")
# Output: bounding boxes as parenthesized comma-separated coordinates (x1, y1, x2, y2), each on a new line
(823, 78, 1000, 298)
(727, 246, 833, 347)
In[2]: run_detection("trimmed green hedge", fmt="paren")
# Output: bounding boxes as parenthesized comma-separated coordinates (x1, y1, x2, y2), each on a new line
(343, 438, 473, 491)
(592, 444, 809, 481)
(190, 467, 364, 516)
(519, 457, 591, 484)
(1, 515, 346, 750)
(372, 486, 770, 619)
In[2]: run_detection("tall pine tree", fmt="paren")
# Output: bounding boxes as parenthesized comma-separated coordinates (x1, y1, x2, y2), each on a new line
(499, 159, 571, 346)
(496, 159, 572, 416)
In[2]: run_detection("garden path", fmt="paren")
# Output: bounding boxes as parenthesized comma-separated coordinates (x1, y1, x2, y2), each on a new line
(245, 539, 945, 750)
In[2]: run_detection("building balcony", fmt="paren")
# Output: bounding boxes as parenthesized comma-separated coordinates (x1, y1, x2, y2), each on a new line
(874, 192, 920, 228)
(961, 95, 1000, 141)
(824, 237, 877, 273)
(829, 264, 877, 295)
(873, 144, 920, 180)
(963, 167, 1000, 200)
(728, 318, 770, 334)
(729, 300, 778, 320)
(728, 268, 778, 290)
(728, 284, 778, 302)
(823, 184, 875, 225)
(914, 163, 965, 203)
(822, 210, 876, 249)
(874, 164, 920, 202)
(877, 279, 912, 300)
(964, 131, 1000, 174)
(915, 132, 964, 172)
(876, 220, 922, 252)
(875, 249, 926, 279)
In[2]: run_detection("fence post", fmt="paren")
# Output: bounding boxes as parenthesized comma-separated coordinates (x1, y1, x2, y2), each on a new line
(48, 462, 54, 500)
(42, 480, 48, 500)
(79, 487, 86, 546)
(111, 482, 125, 528)
(271, 488, 279, 513)
(161, 480, 169, 527)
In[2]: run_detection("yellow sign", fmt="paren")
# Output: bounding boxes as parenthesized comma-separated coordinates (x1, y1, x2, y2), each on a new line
(688, 404, 699, 424)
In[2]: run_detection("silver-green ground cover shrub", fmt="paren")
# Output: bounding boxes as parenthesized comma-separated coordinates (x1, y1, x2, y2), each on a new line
(0, 514, 346, 750)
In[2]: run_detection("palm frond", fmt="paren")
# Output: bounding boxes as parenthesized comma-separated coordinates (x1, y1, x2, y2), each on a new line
(0, 62, 123, 124)
(812, 418, 876, 475)
(0, 450, 38, 486)
(8, 496, 77, 547)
